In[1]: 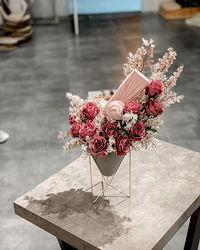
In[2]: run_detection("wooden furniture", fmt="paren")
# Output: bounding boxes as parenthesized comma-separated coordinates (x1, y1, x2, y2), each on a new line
(0, 0, 33, 50)
(0, 36, 19, 50)
(159, 1, 200, 20)
(14, 141, 200, 250)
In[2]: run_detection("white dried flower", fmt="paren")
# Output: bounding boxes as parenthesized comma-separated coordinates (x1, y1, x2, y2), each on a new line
(150, 71, 167, 82)
(85, 136, 90, 142)
(164, 65, 183, 92)
(81, 145, 90, 159)
(58, 130, 71, 139)
(145, 117, 163, 130)
(63, 139, 83, 152)
(69, 106, 81, 118)
(96, 98, 108, 109)
(123, 38, 155, 76)
(106, 137, 116, 154)
(106, 117, 116, 123)
(161, 91, 184, 108)
(151, 48, 177, 75)
(66, 92, 84, 107)
(122, 113, 138, 124)
(93, 112, 105, 130)
(122, 112, 138, 130)
(136, 89, 148, 105)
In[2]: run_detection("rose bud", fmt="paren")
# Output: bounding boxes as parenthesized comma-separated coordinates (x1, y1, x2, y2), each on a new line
(79, 121, 96, 139)
(145, 100, 163, 117)
(124, 101, 141, 115)
(101, 122, 118, 138)
(81, 102, 100, 121)
(89, 135, 107, 157)
(145, 80, 163, 97)
(70, 122, 82, 138)
(104, 100, 124, 120)
(116, 136, 131, 157)
(69, 114, 76, 125)
(128, 121, 145, 141)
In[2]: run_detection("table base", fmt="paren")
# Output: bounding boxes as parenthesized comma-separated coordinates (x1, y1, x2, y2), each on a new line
(184, 205, 200, 250)
(57, 238, 77, 250)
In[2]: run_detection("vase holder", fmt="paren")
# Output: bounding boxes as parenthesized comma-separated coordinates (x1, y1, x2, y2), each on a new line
(85, 151, 132, 204)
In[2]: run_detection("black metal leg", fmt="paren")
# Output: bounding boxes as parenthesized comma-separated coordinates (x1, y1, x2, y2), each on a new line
(184, 206, 200, 250)
(57, 238, 77, 250)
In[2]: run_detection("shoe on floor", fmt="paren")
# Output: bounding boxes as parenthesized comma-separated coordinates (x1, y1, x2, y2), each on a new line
(0, 130, 10, 143)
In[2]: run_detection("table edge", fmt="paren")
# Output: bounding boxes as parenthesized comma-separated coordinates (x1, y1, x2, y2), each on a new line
(152, 195, 200, 249)
(13, 201, 100, 250)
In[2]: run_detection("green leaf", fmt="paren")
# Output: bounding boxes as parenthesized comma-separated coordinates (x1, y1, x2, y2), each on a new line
(146, 127, 158, 133)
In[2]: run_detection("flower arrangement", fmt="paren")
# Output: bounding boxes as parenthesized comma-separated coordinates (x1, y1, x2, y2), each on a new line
(59, 39, 183, 158)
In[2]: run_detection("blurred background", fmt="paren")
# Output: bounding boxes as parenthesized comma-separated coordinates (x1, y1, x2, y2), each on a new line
(0, 0, 200, 249)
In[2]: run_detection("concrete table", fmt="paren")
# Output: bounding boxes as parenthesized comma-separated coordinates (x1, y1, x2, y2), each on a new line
(14, 141, 200, 250)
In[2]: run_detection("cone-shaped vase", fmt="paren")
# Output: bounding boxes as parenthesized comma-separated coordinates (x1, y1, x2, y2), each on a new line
(92, 152, 125, 177)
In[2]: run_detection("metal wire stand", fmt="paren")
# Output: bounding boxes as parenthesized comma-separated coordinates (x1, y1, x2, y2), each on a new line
(85, 151, 132, 204)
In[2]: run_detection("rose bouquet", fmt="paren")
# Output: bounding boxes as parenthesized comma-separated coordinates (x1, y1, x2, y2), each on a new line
(59, 39, 183, 159)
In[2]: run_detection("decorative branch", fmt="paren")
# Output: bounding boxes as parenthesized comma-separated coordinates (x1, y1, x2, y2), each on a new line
(150, 48, 177, 75)
(123, 38, 155, 76)
(63, 139, 83, 152)
(66, 92, 84, 107)
(161, 91, 184, 108)
(164, 65, 183, 92)
(58, 130, 71, 139)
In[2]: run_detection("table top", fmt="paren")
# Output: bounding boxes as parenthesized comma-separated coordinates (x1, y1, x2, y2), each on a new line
(14, 141, 200, 250)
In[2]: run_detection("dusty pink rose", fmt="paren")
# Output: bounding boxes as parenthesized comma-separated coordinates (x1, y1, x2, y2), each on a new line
(105, 100, 124, 120)
(79, 121, 96, 139)
(124, 101, 141, 115)
(145, 80, 163, 97)
(145, 100, 163, 117)
(89, 135, 107, 157)
(81, 102, 99, 121)
(116, 136, 131, 157)
(128, 121, 145, 141)
(70, 122, 82, 138)
(69, 114, 76, 125)
(101, 122, 118, 138)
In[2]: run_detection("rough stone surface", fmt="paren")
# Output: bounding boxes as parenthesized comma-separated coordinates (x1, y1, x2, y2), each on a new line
(14, 141, 200, 250)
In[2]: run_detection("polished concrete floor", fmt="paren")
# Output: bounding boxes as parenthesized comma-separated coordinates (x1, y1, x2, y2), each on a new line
(0, 14, 199, 250)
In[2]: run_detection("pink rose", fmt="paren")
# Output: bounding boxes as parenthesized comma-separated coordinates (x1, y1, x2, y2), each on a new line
(116, 136, 131, 157)
(70, 122, 82, 138)
(101, 122, 118, 138)
(79, 121, 96, 139)
(105, 100, 124, 120)
(124, 101, 141, 115)
(69, 114, 76, 125)
(89, 135, 107, 157)
(145, 80, 163, 97)
(145, 100, 163, 117)
(81, 102, 99, 121)
(128, 121, 145, 141)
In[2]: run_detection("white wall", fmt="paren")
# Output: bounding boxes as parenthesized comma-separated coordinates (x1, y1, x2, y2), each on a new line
(31, 0, 55, 18)
(55, 0, 69, 17)
(142, 0, 173, 12)
(6, 0, 172, 20)
(8, 0, 69, 18)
